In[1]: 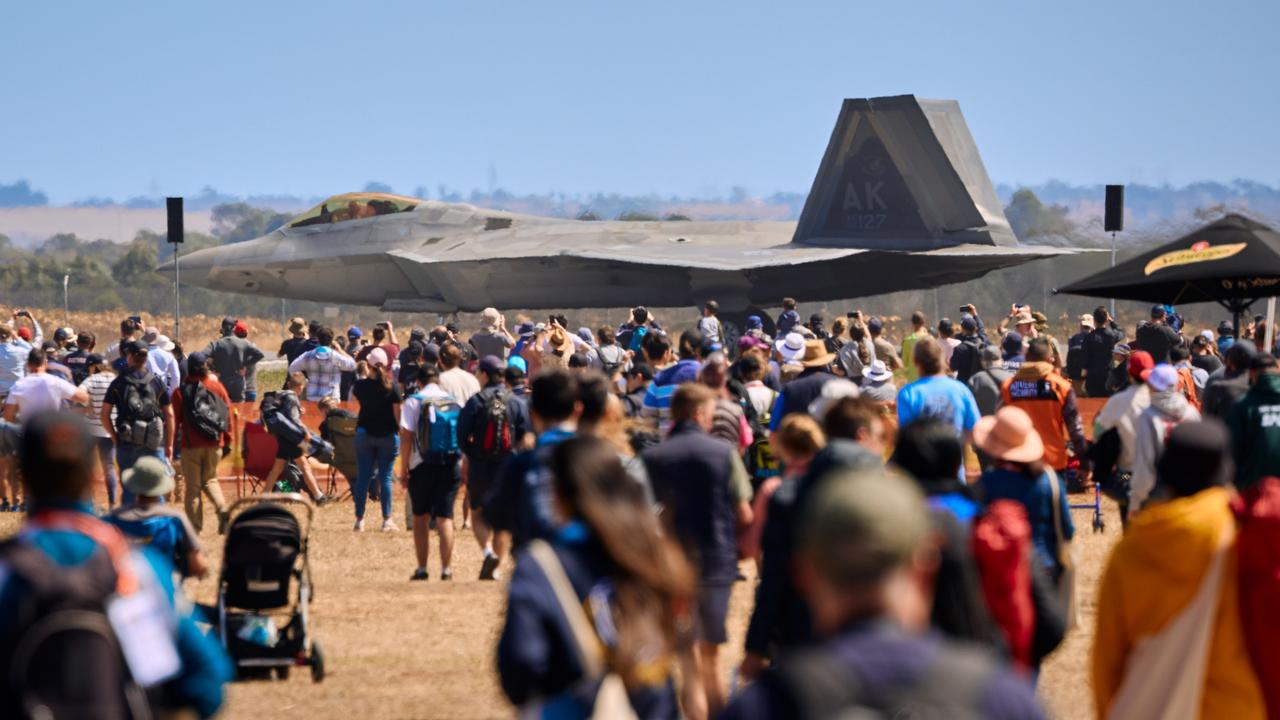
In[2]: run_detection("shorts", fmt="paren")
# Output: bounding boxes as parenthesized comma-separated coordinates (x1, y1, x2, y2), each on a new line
(695, 583, 733, 645)
(409, 461, 462, 519)
(276, 441, 304, 461)
(466, 459, 503, 510)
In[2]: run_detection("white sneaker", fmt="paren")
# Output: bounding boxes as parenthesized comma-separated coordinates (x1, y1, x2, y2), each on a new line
(353, 519, 365, 532)
(381, 519, 398, 532)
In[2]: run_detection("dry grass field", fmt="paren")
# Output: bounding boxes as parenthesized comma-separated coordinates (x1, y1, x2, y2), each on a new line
(0, 486, 1118, 719)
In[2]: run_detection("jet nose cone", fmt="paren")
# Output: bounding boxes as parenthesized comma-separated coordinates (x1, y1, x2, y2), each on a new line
(160, 244, 223, 289)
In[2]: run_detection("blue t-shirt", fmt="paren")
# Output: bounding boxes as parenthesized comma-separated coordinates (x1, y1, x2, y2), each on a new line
(896, 375, 979, 436)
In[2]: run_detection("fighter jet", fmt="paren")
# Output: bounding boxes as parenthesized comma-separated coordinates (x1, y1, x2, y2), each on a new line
(168, 95, 1077, 332)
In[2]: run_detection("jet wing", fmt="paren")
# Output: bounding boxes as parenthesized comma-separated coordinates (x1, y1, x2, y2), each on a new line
(383, 230, 1077, 313)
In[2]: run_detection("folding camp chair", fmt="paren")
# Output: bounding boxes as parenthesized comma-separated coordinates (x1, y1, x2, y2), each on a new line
(241, 421, 279, 497)
(323, 415, 359, 502)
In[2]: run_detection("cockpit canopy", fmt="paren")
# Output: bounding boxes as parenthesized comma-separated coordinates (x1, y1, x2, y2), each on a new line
(288, 192, 419, 228)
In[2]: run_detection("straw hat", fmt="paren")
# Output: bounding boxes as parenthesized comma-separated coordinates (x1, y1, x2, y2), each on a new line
(799, 339, 836, 368)
(972, 406, 1045, 464)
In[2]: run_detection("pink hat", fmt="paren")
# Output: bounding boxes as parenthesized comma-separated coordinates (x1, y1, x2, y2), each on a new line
(973, 406, 1045, 464)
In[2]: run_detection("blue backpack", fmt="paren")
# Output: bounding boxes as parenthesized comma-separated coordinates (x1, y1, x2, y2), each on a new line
(106, 512, 188, 575)
(413, 393, 462, 463)
(628, 325, 649, 353)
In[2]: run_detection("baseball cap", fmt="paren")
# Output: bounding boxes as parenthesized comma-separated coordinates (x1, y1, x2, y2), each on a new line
(1113, 342, 1132, 357)
(960, 314, 977, 331)
(15, 327, 31, 342)
(1218, 321, 1234, 336)
(809, 313, 824, 325)
(347, 325, 363, 338)
(1128, 351, 1155, 381)
(1151, 304, 1167, 318)
(420, 342, 441, 365)
(867, 316, 884, 332)
(366, 347, 389, 368)
(799, 467, 928, 589)
(233, 320, 248, 337)
(746, 315, 763, 330)
(479, 355, 507, 375)
(186, 351, 209, 372)
(86, 353, 106, 367)
(410, 327, 427, 342)
(1001, 331, 1024, 359)
(1146, 363, 1178, 392)
(122, 340, 148, 357)
(738, 335, 767, 353)
(507, 355, 528, 374)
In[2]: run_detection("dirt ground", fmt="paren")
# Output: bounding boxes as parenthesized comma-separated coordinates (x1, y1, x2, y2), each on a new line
(0, 484, 1118, 719)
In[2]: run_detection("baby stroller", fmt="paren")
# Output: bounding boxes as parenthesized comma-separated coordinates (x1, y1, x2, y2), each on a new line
(215, 493, 325, 682)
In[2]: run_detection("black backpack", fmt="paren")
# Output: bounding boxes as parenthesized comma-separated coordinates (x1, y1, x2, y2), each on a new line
(181, 382, 228, 442)
(260, 392, 308, 448)
(116, 373, 160, 426)
(0, 540, 155, 720)
(472, 387, 513, 459)
(953, 337, 984, 382)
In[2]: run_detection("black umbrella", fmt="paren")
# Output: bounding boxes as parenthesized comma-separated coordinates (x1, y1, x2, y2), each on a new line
(1055, 214, 1280, 334)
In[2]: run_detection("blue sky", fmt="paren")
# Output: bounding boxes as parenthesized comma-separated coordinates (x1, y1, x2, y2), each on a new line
(3, 0, 1278, 203)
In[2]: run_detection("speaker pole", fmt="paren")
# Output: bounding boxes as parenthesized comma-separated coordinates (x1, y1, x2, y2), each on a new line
(1103, 185, 1125, 321)
(166, 197, 185, 341)
(1110, 231, 1117, 319)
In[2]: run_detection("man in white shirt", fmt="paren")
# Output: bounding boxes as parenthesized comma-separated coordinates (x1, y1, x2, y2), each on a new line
(399, 365, 464, 581)
(437, 343, 480, 406)
(3, 347, 88, 422)
(142, 327, 181, 393)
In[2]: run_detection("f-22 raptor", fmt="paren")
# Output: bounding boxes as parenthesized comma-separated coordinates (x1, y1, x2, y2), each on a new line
(169, 95, 1076, 332)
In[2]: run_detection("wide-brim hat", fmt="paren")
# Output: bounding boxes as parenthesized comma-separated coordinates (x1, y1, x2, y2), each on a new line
(548, 327, 570, 349)
(122, 456, 173, 497)
(156, 335, 175, 352)
(1010, 311, 1034, 326)
(775, 332, 806, 362)
(799, 339, 836, 368)
(973, 406, 1045, 464)
(865, 359, 893, 382)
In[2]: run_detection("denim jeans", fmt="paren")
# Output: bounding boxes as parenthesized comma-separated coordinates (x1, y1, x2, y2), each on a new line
(116, 441, 164, 505)
(94, 437, 118, 505)
(354, 429, 398, 520)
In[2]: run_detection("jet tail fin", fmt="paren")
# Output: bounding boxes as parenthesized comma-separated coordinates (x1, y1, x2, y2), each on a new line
(792, 95, 1016, 250)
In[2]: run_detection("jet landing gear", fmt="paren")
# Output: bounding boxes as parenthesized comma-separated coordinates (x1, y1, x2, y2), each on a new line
(719, 308, 776, 352)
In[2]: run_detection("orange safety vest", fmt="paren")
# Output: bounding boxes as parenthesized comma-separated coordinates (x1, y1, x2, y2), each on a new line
(1001, 368, 1074, 470)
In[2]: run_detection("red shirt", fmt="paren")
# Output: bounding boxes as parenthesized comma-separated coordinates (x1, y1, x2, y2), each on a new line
(171, 376, 232, 448)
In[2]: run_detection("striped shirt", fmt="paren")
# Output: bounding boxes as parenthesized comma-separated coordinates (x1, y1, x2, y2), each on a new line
(79, 371, 117, 438)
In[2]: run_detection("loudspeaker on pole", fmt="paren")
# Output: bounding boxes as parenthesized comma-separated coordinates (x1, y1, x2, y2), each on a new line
(1104, 185, 1124, 233)
(166, 197, 184, 243)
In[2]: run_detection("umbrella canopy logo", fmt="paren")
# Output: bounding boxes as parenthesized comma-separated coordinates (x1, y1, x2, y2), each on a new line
(1143, 242, 1248, 276)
